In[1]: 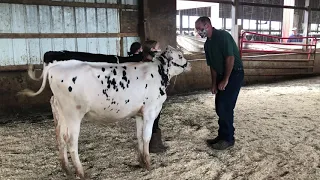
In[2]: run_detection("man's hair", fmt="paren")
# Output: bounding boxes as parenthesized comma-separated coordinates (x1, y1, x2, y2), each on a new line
(195, 16, 211, 25)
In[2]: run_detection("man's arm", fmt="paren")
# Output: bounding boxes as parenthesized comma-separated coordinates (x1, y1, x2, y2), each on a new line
(218, 32, 235, 90)
(210, 67, 217, 94)
(223, 56, 234, 81)
(210, 67, 217, 86)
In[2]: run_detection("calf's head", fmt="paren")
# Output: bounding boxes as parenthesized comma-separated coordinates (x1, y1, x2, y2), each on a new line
(160, 45, 191, 77)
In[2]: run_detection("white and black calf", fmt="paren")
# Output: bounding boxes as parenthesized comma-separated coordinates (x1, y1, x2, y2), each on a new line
(18, 46, 191, 179)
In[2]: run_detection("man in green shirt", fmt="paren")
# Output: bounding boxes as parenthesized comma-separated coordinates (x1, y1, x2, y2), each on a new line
(195, 16, 244, 150)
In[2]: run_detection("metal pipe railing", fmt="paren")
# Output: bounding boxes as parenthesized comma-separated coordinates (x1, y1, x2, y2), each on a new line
(240, 31, 317, 60)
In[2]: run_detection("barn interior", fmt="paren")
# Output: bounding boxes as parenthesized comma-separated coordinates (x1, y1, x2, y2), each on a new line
(1, 0, 320, 179)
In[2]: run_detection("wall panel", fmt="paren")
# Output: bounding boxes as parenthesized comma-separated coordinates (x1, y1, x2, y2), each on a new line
(0, 1, 139, 68)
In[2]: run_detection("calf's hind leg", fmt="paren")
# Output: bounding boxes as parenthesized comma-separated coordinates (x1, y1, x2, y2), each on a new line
(135, 116, 144, 167)
(65, 115, 85, 179)
(50, 96, 71, 176)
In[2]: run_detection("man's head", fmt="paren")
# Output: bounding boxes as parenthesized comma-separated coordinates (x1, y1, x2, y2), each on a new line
(291, 27, 298, 35)
(195, 16, 213, 38)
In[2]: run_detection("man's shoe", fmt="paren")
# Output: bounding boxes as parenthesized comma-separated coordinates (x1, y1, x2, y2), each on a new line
(210, 140, 234, 150)
(206, 136, 221, 145)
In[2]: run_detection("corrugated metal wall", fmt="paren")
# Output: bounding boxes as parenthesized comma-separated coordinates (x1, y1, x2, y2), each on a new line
(0, 0, 140, 67)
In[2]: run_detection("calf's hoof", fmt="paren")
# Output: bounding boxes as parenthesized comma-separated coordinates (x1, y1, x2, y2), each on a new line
(138, 154, 145, 168)
(143, 154, 151, 171)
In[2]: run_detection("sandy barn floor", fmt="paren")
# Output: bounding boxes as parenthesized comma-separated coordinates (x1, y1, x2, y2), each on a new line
(1, 76, 320, 180)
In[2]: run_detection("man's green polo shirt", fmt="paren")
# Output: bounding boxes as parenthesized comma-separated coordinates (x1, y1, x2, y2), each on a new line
(204, 29, 243, 75)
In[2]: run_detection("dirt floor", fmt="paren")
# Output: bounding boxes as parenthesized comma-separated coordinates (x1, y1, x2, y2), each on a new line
(1, 76, 320, 180)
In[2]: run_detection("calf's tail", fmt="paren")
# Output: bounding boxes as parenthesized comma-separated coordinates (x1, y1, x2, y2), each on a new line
(17, 63, 57, 97)
(27, 63, 46, 81)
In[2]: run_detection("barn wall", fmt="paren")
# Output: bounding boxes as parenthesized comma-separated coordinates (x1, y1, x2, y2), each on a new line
(0, 0, 140, 67)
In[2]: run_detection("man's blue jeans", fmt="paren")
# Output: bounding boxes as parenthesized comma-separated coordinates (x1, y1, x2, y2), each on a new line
(215, 69, 244, 142)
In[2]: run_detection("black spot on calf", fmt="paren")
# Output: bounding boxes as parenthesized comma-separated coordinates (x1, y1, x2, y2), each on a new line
(111, 78, 117, 89)
(120, 81, 125, 90)
(145, 84, 148, 89)
(68, 86, 72, 92)
(158, 65, 169, 86)
(72, 76, 77, 84)
(125, 99, 130, 104)
(101, 80, 103, 84)
(134, 67, 137, 69)
(136, 77, 138, 80)
(98, 75, 100, 78)
(102, 67, 105, 72)
(151, 74, 154, 78)
(159, 88, 165, 96)
(112, 69, 117, 75)
(122, 66, 127, 70)
(51, 76, 52, 78)
(61, 80, 63, 82)
(126, 80, 130, 88)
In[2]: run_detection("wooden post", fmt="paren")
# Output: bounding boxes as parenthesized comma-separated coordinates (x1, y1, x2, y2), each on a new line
(179, 10, 183, 35)
(231, 0, 239, 46)
(117, 0, 124, 56)
(302, 0, 310, 51)
(137, 0, 146, 42)
(282, 0, 295, 42)
(302, 0, 310, 38)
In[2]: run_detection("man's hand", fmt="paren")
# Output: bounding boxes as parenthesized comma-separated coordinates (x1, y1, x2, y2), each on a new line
(218, 79, 228, 91)
(211, 84, 218, 94)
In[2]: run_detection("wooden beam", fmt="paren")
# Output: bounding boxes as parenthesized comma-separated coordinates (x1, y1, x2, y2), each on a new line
(0, 33, 139, 39)
(0, 64, 42, 72)
(244, 72, 314, 76)
(0, 0, 138, 10)
(178, 0, 320, 11)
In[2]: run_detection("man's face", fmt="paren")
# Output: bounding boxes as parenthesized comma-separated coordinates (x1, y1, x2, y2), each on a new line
(195, 22, 208, 38)
(292, 30, 297, 35)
